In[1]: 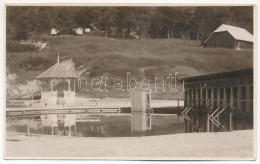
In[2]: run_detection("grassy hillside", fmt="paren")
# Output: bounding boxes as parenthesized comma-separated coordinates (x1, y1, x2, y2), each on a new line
(6, 36, 253, 99)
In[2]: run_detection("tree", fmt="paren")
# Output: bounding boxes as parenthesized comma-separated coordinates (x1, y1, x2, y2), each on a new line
(74, 7, 94, 34)
(6, 6, 254, 40)
(229, 7, 253, 34)
(52, 7, 77, 34)
(97, 7, 116, 38)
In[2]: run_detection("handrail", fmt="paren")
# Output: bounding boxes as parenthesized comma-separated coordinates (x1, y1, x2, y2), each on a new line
(209, 103, 230, 129)
(209, 117, 220, 127)
(182, 107, 192, 121)
(183, 98, 253, 102)
(181, 100, 199, 122)
(209, 104, 223, 118)
(181, 106, 190, 116)
(214, 103, 230, 119)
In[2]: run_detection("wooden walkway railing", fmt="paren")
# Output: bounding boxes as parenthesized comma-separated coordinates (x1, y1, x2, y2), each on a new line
(6, 107, 125, 118)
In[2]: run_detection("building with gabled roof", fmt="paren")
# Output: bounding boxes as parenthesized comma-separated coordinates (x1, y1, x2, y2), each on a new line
(37, 55, 79, 79)
(37, 54, 79, 104)
(205, 24, 253, 50)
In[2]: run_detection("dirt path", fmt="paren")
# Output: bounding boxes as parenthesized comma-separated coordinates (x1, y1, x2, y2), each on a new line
(5, 130, 254, 160)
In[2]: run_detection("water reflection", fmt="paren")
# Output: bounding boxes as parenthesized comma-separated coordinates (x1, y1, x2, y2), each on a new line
(6, 114, 252, 137)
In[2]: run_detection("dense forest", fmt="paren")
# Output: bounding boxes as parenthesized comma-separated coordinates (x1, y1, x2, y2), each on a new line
(7, 6, 253, 41)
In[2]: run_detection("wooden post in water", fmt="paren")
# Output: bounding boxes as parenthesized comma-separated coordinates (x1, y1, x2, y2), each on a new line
(217, 88, 220, 107)
(196, 89, 199, 110)
(223, 88, 227, 108)
(177, 98, 179, 124)
(246, 86, 251, 113)
(206, 88, 209, 132)
(75, 123, 77, 134)
(223, 87, 227, 130)
(195, 89, 199, 131)
(216, 88, 221, 130)
(230, 87, 234, 132)
(211, 88, 214, 109)
(131, 91, 151, 134)
(237, 86, 242, 113)
(186, 89, 190, 133)
(211, 88, 214, 131)
(191, 89, 194, 133)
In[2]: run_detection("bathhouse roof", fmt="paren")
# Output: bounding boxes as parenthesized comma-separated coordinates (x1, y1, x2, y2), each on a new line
(205, 24, 254, 43)
(183, 68, 253, 82)
(37, 54, 79, 79)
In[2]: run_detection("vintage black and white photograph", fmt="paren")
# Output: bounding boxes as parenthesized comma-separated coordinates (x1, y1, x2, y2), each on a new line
(4, 4, 255, 160)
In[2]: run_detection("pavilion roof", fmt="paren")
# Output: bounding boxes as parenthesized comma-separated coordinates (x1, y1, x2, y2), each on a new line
(37, 55, 79, 79)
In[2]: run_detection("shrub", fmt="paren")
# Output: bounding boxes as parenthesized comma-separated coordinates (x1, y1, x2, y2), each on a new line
(6, 40, 38, 52)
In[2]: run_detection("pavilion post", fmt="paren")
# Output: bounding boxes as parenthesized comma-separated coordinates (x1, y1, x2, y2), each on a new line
(50, 80, 53, 92)
(68, 79, 71, 91)
(74, 80, 76, 92)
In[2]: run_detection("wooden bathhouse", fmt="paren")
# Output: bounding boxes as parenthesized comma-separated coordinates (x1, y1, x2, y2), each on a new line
(205, 24, 253, 50)
(183, 68, 253, 132)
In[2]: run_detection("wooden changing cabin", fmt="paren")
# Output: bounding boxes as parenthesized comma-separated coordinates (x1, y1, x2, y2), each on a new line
(37, 54, 79, 105)
(204, 24, 253, 50)
(182, 68, 253, 133)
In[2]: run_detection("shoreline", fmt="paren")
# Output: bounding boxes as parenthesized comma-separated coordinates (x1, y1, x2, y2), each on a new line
(5, 130, 254, 160)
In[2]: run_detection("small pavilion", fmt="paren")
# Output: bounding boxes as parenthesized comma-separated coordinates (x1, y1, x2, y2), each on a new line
(37, 54, 79, 104)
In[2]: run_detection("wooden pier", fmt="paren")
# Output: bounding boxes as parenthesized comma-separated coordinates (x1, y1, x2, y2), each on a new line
(182, 68, 253, 133)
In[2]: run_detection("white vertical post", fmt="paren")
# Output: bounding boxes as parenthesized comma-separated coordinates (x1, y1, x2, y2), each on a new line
(68, 123, 71, 136)
(68, 79, 71, 91)
(74, 80, 76, 92)
(149, 115, 152, 130)
(50, 80, 53, 92)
